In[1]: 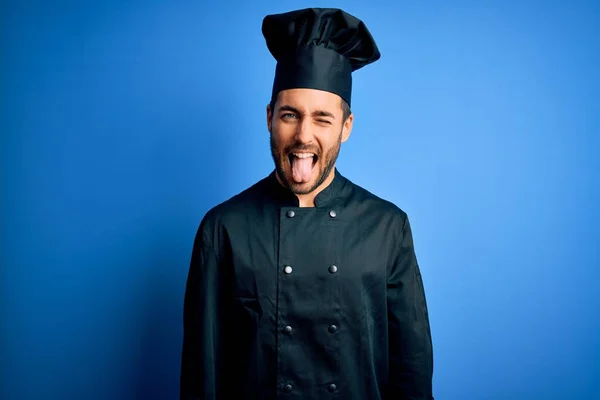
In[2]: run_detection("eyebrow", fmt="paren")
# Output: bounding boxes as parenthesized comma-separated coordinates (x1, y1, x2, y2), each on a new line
(278, 105, 336, 119)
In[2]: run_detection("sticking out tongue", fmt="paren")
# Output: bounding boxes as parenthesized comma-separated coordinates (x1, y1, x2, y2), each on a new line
(291, 155, 314, 183)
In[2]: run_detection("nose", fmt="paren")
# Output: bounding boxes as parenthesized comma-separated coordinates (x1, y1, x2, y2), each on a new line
(295, 118, 313, 144)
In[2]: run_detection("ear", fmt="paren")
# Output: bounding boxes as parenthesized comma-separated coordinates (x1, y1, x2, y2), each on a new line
(266, 104, 272, 133)
(341, 113, 354, 143)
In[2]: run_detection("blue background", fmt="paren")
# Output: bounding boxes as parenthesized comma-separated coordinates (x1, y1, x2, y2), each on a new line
(2, 1, 599, 399)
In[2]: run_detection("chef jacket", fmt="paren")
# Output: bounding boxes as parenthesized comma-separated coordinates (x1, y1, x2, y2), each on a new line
(180, 168, 434, 399)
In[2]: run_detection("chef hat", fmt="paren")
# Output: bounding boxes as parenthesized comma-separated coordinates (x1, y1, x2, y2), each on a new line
(262, 8, 381, 107)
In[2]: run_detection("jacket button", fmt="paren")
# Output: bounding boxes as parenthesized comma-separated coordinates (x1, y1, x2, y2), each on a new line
(284, 265, 293, 274)
(328, 265, 337, 274)
(283, 384, 293, 393)
(329, 210, 337, 218)
(287, 210, 295, 218)
(328, 324, 337, 333)
(284, 325, 293, 334)
(328, 383, 337, 392)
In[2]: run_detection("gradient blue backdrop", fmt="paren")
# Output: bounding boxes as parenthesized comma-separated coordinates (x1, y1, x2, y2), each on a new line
(2, 1, 599, 399)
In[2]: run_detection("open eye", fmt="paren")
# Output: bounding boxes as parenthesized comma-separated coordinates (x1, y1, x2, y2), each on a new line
(282, 113, 298, 119)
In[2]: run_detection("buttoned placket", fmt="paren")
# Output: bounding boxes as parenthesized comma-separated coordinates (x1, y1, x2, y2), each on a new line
(276, 204, 342, 396)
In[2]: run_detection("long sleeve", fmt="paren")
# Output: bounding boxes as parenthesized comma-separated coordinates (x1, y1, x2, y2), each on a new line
(386, 213, 434, 399)
(180, 224, 231, 400)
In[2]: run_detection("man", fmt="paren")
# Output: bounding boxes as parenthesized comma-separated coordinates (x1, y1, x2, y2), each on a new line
(180, 8, 434, 400)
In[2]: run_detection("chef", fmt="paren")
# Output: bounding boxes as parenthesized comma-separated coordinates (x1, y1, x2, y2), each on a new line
(180, 7, 434, 400)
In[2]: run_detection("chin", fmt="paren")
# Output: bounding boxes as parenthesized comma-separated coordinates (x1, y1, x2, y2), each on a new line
(286, 166, 328, 195)
(272, 152, 331, 195)
(288, 180, 318, 195)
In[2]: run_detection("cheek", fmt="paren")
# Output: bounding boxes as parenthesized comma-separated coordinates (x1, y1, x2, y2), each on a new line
(271, 126, 293, 146)
(321, 137, 341, 157)
(270, 132, 284, 146)
(270, 133, 288, 156)
(320, 133, 337, 149)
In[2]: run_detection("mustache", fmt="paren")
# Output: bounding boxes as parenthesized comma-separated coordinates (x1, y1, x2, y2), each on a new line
(284, 142, 320, 155)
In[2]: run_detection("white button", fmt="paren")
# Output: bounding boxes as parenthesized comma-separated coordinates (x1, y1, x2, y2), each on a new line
(284, 266, 292, 274)
(329, 210, 337, 218)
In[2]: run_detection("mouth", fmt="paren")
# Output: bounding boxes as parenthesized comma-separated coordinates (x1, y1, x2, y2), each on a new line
(288, 152, 318, 168)
(288, 152, 318, 183)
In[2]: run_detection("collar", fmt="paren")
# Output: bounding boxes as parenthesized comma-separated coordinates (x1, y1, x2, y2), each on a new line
(265, 168, 346, 208)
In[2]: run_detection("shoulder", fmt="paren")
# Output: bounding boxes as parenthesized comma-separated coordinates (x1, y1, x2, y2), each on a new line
(195, 175, 270, 245)
(343, 175, 409, 222)
(341, 174, 417, 246)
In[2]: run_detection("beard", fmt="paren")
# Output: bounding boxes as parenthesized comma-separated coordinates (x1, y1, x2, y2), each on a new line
(270, 129, 342, 195)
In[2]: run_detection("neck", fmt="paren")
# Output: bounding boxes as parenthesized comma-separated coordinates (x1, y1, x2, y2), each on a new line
(276, 167, 336, 207)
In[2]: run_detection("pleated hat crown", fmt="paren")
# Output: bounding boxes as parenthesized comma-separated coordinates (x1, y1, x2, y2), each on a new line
(262, 8, 381, 107)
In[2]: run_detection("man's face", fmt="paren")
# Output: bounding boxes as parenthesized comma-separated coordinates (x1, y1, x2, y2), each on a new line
(267, 88, 353, 195)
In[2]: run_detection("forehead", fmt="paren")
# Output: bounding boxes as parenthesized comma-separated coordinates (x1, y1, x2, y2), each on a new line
(276, 88, 342, 113)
